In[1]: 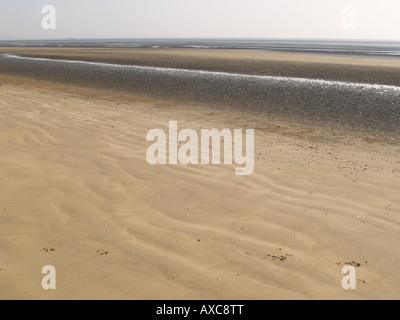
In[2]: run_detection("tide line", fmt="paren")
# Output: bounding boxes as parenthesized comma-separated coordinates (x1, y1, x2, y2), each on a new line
(3, 53, 400, 93)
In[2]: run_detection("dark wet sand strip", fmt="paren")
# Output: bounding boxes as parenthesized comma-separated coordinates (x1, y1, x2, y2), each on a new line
(1, 47, 400, 86)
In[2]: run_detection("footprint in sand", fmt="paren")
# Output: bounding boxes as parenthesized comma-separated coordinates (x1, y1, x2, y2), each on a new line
(185, 208, 196, 215)
(267, 253, 293, 262)
(336, 261, 368, 268)
(97, 250, 110, 256)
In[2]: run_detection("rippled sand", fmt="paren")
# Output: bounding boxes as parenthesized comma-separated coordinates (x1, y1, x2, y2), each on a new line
(0, 77, 399, 299)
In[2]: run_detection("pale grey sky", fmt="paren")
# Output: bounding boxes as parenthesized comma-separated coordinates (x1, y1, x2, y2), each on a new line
(0, 0, 399, 40)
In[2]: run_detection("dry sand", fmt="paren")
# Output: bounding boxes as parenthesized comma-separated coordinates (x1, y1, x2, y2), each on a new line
(0, 74, 399, 300)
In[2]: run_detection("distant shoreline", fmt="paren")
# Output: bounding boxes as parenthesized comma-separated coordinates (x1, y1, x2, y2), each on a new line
(0, 38, 399, 59)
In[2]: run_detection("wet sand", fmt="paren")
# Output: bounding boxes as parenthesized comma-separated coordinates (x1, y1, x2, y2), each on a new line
(1, 49, 400, 142)
(0, 75, 399, 300)
(1, 47, 400, 86)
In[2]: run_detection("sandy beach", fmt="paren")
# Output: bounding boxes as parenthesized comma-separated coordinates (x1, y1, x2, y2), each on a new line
(0, 66, 399, 299)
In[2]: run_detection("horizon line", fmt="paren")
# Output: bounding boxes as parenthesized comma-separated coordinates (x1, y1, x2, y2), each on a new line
(1, 37, 400, 42)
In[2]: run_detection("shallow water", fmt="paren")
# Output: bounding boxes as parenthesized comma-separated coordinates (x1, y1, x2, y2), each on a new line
(1, 54, 400, 141)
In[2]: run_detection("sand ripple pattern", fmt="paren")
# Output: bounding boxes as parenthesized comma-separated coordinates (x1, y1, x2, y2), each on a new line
(0, 83, 399, 299)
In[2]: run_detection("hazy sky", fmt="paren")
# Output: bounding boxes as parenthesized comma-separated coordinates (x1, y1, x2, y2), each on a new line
(0, 0, 399, 40)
